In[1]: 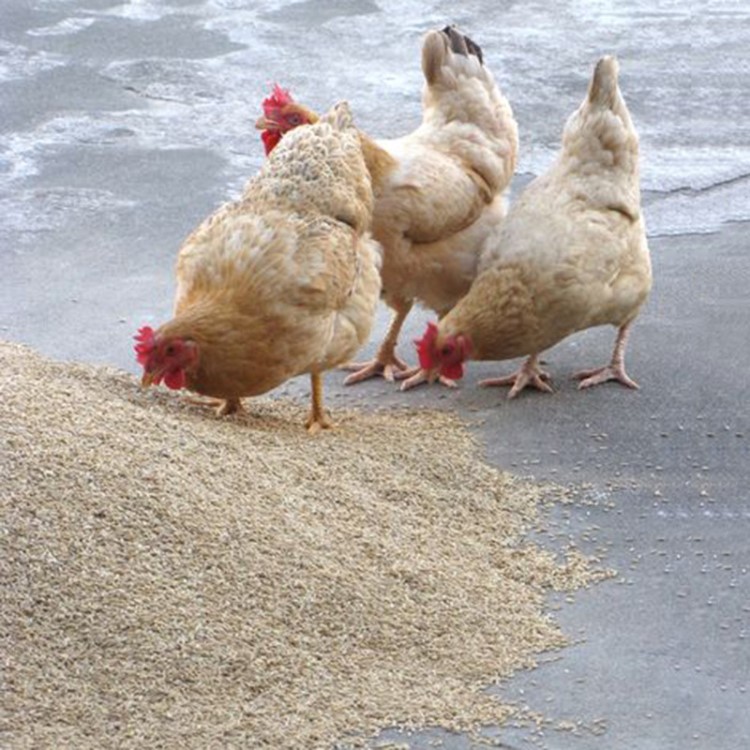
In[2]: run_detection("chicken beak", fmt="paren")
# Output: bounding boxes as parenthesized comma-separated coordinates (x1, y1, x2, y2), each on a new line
(255, 115, 272, 130)
(141, 371, 156, 387)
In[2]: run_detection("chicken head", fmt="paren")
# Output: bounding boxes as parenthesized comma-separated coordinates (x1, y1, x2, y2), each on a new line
(415, 322, 472, 382)
(255, 84, 319, 154)
(135, 326, 198, 390)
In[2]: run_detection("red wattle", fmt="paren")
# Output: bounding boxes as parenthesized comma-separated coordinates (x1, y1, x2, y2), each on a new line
(261, 129, 281, 155)
(163, 368, 186, 390)
(441, 362, 464, 381)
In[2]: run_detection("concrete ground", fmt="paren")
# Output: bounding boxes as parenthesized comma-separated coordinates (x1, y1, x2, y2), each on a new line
(1, 1, 748, 748)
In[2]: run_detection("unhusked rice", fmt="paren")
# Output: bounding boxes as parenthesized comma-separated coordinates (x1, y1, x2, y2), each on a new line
(0, 342, 606, 749)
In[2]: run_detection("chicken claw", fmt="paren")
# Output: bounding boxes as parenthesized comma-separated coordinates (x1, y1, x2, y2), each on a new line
(306, 414, 333, 434)
(185, 396, 244, 416)
(341, 354, 410, 385)
(341, 301, 413, 385)
(217, 398, 244, 416)
(574, 323, 639, 390)
(398, 367, 457, 391)
(479, 355, 553, 399)
(574, 364, 639, 390)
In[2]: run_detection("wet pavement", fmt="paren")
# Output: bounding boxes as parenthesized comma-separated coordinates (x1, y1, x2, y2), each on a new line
(1, 1, 749, 748)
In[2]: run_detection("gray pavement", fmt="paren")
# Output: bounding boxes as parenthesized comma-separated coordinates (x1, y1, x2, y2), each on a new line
(1, 1, 749, 748)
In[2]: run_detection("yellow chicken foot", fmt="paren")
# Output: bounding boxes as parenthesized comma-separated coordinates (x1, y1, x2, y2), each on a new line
(574, 323, 639, 390)
(341, 301, 412, 384)
(479, 354, 553, 399)
(306, 372, 333, 434)
(398, 366, 457, 391)
(184, 396, 244, 416)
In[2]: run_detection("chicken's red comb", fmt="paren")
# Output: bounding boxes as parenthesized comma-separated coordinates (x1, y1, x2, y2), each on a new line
(133, 325, 156, 365)
(263, 83, 293, 111)
(415, 321, 439, 370)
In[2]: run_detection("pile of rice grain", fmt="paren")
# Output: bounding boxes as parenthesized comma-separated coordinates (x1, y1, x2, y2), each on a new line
(0, 341, 604, 749)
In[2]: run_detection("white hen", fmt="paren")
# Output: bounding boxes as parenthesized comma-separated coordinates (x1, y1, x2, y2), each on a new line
(409, 56, 652, 397)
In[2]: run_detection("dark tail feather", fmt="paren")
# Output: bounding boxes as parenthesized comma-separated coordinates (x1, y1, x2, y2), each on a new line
(441, 25, 484, 65)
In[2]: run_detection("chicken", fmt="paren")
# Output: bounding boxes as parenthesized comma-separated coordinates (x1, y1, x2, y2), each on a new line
(255, 26, 518, 388)
(135, 102, 381, 432)
(411, 56, 652, 397)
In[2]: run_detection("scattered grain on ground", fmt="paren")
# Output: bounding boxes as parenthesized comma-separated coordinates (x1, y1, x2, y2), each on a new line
(1, 342, 608, 749)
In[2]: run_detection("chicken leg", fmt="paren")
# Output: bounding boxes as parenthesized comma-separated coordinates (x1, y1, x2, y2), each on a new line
(574, 322, 640, 390)
(341, 299, 412, 384)
(306, 372, 333, 434)
(185, 396, 244, 416)
(479, 354, 553, 399)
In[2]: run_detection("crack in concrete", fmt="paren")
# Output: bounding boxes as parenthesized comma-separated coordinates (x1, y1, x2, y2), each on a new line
(121, 84, 188, 105)
(646, 170, 750, 198)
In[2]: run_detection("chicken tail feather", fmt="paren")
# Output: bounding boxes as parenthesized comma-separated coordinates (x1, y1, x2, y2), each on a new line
(422, 25, 483, 86)
(320, 100, 355, 132)
(441, 25, 483, 64)
(588, 55, 620, 108)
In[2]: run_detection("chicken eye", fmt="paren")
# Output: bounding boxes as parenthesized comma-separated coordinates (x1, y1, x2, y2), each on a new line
(287, 113, 302, 126)
(441, 345, 454, 357)
(165, 345, 176, 357)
